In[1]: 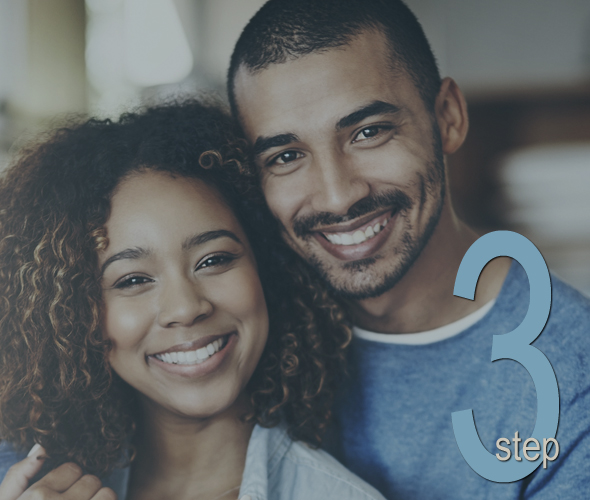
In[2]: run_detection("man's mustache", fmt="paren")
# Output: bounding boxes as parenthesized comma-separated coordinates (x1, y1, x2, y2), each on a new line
(292, 190, 412, 238)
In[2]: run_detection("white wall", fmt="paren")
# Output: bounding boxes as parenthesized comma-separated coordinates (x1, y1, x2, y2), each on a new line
(406, 0, 590, 94)
(199, 0, 266, 84)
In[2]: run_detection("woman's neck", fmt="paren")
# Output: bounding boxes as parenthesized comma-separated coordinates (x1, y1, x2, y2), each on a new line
(127, 395, 254, 500)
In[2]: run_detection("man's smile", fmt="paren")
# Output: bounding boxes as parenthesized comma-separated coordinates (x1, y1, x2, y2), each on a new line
(311, 209, 399, 262)
(315, 209, 393, 246)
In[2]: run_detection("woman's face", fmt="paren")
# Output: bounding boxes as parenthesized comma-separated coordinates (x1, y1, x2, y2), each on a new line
(99, 170, 268, 419)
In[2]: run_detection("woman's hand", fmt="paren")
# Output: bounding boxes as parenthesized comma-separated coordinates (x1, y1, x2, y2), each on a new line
(0, 445, 117, 500)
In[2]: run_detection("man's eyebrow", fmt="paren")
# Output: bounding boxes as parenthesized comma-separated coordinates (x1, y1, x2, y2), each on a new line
(336, 101, 402, 131)
(253, 133, 300, 157)
(100, 247, 151, 276)
(182, 230, 242, 250)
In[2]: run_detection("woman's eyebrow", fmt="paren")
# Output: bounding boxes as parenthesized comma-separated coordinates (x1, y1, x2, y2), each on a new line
(181, 230, 242, 250)
(100, 247, 151, 276)
(100, 231, 242, 276)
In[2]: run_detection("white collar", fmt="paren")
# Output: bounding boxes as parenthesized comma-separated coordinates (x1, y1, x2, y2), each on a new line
(353, 299, 496, 345)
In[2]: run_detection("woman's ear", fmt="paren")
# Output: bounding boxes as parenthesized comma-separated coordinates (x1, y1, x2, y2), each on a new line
(435, 77, 469, 155)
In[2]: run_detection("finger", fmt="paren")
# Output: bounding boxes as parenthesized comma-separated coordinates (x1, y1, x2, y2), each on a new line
(31, 462, 83, 492)
(26, 444, 44, 459)
(62, 474, 103, 500)
(0, 445, 47, 500)
(91, 487, 118, 500)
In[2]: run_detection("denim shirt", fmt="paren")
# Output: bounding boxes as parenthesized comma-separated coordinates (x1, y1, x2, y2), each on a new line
(0, 424, 385, 500)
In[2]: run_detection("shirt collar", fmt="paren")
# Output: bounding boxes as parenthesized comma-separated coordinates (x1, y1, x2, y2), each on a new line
(238, 424, 292, 500)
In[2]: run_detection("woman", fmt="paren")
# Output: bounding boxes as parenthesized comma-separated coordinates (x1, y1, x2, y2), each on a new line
(0, 101, 385, 500)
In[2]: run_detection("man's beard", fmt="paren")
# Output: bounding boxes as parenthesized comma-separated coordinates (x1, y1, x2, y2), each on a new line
(287, 129, 446, 301)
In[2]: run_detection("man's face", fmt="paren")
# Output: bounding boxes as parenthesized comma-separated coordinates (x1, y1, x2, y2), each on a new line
(234, 31, 446, 300)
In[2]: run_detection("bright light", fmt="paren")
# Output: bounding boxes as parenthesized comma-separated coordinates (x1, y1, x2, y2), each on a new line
(123, 0, 193, 87)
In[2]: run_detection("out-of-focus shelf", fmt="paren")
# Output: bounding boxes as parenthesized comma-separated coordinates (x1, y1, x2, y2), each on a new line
(461, 82, 590, 104)
(448, 85, 590, 230)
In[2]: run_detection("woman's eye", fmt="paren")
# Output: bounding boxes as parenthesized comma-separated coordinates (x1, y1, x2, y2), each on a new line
(114, 275, 153, 289)
(197, 254, 235, 270)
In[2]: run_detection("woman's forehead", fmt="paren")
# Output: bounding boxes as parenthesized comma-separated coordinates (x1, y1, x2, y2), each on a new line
(102, 171, 244, 256)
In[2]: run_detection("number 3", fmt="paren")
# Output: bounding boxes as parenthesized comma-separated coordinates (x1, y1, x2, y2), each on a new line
(451, 231, 559, 482)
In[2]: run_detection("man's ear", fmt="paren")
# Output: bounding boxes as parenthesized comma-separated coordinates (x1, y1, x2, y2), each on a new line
(434, 77, 469, 155)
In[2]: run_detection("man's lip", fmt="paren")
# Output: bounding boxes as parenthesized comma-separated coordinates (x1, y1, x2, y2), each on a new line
(149, 333, 232, 356)
(311, 208, 394, 235)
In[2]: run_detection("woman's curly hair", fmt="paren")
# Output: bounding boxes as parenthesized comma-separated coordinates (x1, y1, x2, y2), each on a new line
(0, 99, 351, 477)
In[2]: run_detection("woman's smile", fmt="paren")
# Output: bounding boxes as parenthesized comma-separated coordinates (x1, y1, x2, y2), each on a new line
(148, 332, 237, 378)
(150, 331, 230, 364)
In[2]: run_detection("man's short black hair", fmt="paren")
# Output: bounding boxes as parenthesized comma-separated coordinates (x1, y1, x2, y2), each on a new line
(228, 0, 442, 117)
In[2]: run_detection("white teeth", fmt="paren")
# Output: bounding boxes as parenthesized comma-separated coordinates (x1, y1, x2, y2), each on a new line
(352, 230, 366, 244)
(326, 233, 342, 245)
(341, 233, 354, 245)
(323, 217, 390, 246)
(154, 337, 226, 365)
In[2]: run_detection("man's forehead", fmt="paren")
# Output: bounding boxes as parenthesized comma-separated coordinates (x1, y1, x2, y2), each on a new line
(234, 56, 347, 129)
(233, 31, 413, 138)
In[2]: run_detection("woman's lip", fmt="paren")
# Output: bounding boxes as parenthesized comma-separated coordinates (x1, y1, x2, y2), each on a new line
(313, 211, 398, 261)
(149, 332, 232, 356)
(148, 333, 237, 378)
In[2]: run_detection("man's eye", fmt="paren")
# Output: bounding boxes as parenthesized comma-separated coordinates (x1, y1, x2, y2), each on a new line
(197, 254, 235, 270)
(270, 150, 301, 166)
(354, 126, 382, 141)
(114, 275, 153, 289)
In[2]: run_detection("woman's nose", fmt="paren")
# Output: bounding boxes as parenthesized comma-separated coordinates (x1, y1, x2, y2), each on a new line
(157, 276, 213, 328)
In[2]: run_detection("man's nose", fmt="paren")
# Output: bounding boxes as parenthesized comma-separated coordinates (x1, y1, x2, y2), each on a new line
(157, 275, 213, 328)
(309, 149, 370, 215)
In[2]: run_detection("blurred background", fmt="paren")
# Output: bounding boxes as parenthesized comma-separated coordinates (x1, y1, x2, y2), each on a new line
(1, 0, 589, 294)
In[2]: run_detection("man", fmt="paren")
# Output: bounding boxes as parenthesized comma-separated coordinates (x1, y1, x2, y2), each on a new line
(227, 1, 590, 498)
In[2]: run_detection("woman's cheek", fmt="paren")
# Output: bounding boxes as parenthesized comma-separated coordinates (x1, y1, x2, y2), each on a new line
(103, 297, 154, 350)
(213, 266, 269, 344)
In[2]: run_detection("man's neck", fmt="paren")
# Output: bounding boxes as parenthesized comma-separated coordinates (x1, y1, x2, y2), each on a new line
(349, 205, 511, 334)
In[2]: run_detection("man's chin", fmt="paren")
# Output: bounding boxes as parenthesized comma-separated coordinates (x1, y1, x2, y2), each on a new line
(302, 224, 432, 301)
(306, 253, 410, 301)
(325, 273, 406, 302)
